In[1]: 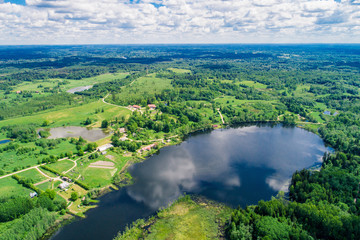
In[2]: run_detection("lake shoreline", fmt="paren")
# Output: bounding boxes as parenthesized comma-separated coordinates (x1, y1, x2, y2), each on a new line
(45, 121, 330, 239)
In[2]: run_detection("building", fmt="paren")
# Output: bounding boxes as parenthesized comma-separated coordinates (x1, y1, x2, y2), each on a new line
(132, 105, 141, 110)
(30, 192, 38, 198)
(59, 182, 70, 190)
(148, 104, 156, 110)
(16, 90, 21, 94)
(140, 143, 157, 152)
(119, 128, 126, 133)
(323, 111, 331, 115)
(97, 143, 113, 152)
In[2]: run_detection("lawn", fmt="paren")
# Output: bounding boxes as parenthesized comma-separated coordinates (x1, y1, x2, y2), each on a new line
(48, 160, 75, 173)
(81, 167, 115, 188)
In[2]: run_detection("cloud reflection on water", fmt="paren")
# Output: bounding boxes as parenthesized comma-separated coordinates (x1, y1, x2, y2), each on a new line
(126, 125, 329, 209)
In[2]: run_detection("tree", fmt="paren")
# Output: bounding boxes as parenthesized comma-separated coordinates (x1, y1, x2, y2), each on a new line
(43, 189, 56, 200)
(101, 120, 109, 128)
(84, 117, 92, 125)
(70, 192, 78, 201)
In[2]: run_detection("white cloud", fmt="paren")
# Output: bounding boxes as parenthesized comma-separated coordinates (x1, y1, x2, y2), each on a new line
(0, 0, 359, 44)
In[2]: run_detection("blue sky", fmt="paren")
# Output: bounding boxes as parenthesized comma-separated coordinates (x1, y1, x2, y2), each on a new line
(0, 0, 360, 44)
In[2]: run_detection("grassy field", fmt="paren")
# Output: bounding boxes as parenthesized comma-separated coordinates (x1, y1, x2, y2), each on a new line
(111, 74, 173, 105)
(13, 72, 129, 93)
(0, 99, 131, 128)
(167, 68, 191, 74)
(310, 112, 325, 123)
(215, 96, 277, 107)
(116, 196, 232, 240)
(239, 80, 267, 89)
(48, 160, 75, 173)
(0, 177, 32, 198)
(76, 150, 131, 188)
(17, 169, 47, 183)
(81, 168, 115, 188)
(0, 140, 77, 173)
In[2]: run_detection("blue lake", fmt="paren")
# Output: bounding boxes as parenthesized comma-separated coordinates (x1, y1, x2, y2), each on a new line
(52, 124, 330, 240)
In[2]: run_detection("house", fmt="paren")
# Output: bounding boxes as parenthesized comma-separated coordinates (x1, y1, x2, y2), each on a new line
(333, 111, 339, 116)
(323, 111, 331, 115)
(16, 90, 21, 94)
(59, 182, 70, 190)
(30, 192, 38, 198)
(97, 143, 113, 152)
(120, 137, 127, 141)
(132, 105, 141, 110)
(140, 143, 157, 152)
(119, 128, 126, 133)
(148, 104, 156, 110)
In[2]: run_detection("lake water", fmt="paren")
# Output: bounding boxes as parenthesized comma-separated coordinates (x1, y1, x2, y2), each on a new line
(48, 126, 109, 141)
(0, 139, 10, 144)
(67, 85, 93, 94)
(51, 125, 330, 240)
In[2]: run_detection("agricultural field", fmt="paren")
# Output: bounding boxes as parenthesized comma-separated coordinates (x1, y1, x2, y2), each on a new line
(0, 177, 32, 198)
(13, 72, 128, 93)
(0, 99, 131, 128)
(47, 160, 75, 173)
(109, 73, 173, 106)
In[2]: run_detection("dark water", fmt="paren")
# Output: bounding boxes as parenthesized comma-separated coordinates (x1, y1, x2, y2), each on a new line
(0, 139, 10, 144)
(48, 126, 109, 141)
(52, 125, 330, 240)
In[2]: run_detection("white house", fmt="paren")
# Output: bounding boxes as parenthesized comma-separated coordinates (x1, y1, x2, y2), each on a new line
(97, 143, 113, 152)
(59, 182, 70, 190)
(29, 192, 38, 198)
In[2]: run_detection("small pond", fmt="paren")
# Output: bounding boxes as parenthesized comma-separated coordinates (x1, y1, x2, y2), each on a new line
(47, 126, 109, 142)
(67, 85, 93, 94)
(0, 139, 10, 144)
(51, 124, 331, 240)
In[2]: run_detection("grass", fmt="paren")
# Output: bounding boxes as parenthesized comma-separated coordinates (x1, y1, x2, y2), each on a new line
(167, 68, 191, 74)
(81, 167, 115, 188)
(0, 177, 32, 198)
(310, 112, 325, 123)
(47, 160, 75, 173)
(112, 74, 173, 105)
(13, 72, 129, 93)
(239, 80, 267, 89)
(116, 196, 232, 240)
(36, 181, 52, 191)
(0, 140, 77, 173)
(17, 168, 47, 183)
(75, 150, 131, 188)
(0, 98, 131, 128)
(215, 96, 277, 107)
